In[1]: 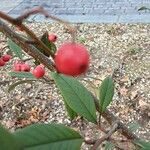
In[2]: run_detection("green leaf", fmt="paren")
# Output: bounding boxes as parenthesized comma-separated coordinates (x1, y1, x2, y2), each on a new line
(64, 100, 78, 120)
(8, 79, 36, 93)
(14, 123, 83, 150)
(9, 72, 35, 79)
(135, 140, 150, 150)
(105, 141, 115, 150)
(138, 6, 150, 11)
(51, 72, 97, 124)
(99, 76, 114, 113)
(40, 32, 57, 56)
(0, 124, 21, 150)
(128, 122, 140, 132)
(7, 39, 23, 59)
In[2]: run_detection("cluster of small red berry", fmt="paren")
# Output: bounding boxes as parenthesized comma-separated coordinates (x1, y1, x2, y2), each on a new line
(1, 33, 90, 78)
(13, 61, 45, 79)
(0, 54, 12, 66)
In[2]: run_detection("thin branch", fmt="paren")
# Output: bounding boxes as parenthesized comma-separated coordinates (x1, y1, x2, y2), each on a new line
(0, 20, 55, 71)
(91, 122, 118, 150)
(0, 10, 55, 58)
(92, 94, 139, 140)
(0, 6, 77, 43)
(16, 6, 77, 42)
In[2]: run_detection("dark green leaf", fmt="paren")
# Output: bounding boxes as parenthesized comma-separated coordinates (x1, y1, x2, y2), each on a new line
(128, 122, 140, 132)
(99, 76, 114, 113)
(14, 123, 83, 150)
(40, 32, 57, 56)
(8, 79, 36, 93)
(9, 72, 35, 79)
(135, 140, 150, 150)
(51, 72, 97, 124)
(64, 100, 78, 120)
(105, 141, 115, 150)
(138, 6, 150, 11)
(0, 124, 21, 150)
(7, 39, 23, 59)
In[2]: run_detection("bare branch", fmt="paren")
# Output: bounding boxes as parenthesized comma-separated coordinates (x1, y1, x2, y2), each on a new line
(15, 6, 77, 42)
(91, 122, 118, 150)
(0, 20, 55, 71)
(0, 10, 55, 58)
(93, 95, 139, 140)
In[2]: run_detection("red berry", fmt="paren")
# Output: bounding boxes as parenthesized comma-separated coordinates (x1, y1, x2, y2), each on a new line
(21, 63, 30, 72)
(48, 34, 57, 42)
(32, 65, 45, 78)
(54, 42, 89, 76)
(13, 63, 22, 71)
(2, 54, 12, 62)
(0, 58, 5, 67)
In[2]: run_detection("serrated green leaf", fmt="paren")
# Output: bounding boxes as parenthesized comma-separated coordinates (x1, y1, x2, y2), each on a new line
(128, 122, 140, 132)
(105, 141, 115, 150)
(138, 6, 150, 11)
(51, 72, 97, 124)
(135, 140, 150, 150)
(7, 39, 23, 59)
(99, 76, 114, 113)
(13, 123, 83, 150)
(8, 79, 36, 93)
(9, 72, 35, 79)
(0, 124, 21, 150)
(64, 100, 78, 120)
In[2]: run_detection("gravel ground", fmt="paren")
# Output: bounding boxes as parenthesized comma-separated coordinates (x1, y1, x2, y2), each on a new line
(0, 23, 150, 150)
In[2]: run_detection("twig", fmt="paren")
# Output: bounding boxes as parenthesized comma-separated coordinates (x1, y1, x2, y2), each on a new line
(0, 10, 55, 58)
(0, 6, 77, 43)
(91, 122, 118, 150)
(0, 20, 55, 71)
(16, 6, 77, 42)
(92, 94, 139, 140)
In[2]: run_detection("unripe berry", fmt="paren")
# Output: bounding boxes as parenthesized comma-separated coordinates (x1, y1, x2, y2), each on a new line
(54, 42, 89, 76)
(21, 63, 30, 72)
(2, 54, 12, 62)
(0, 58, 5, 67)
(32, 65, 45, 78)
(48, 34, 57, 42)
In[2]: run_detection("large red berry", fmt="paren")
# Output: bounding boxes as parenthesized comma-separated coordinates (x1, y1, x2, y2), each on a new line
(0, 58, 5, 67)
(21, 63, 30, 72)
(13, 63, 22, 71)
(48, 34, 57, 42)
(32, 65, 45, 78)
(2, 54, 12, 62)
(54, 42, 89, 76)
